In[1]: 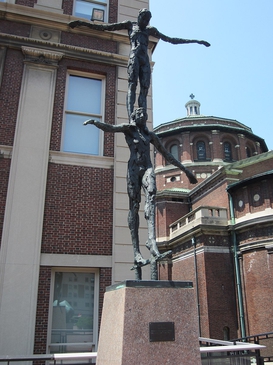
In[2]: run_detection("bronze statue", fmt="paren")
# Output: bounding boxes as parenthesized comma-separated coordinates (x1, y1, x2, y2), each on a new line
(69, 9, 208, 279)
(69, 8, 210, 120)
(83, 108, 197, 279)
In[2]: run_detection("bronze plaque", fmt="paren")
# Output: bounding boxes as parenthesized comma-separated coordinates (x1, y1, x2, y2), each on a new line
(149, 322, 175, 342)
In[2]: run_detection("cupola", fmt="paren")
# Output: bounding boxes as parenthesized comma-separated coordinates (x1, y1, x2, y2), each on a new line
(185, 93, 201, 116)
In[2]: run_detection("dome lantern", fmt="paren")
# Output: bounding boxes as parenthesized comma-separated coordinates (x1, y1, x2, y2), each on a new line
(185, 93, 201, 116)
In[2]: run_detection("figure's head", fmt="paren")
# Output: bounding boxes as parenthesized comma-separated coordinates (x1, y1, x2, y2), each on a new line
(138, 8, 152, 29)
(131, 107, 148, 126)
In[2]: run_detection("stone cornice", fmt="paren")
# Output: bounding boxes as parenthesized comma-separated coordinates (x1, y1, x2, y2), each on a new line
(0, 32, 128, 66)
(22, 45, 63, 66)
(233, 209, 273, 230)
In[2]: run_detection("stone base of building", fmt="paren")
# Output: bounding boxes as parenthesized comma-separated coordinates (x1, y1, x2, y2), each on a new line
(96, 280, 201, 365)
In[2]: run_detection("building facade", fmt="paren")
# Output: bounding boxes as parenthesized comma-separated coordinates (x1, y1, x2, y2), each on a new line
(0, 0, 156, 356)
(155, 97, 273, 341)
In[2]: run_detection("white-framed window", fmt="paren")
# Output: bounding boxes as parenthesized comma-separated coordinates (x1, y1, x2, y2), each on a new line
(74, 0, 108, 22)
(62, 72, 105, 155)
(48, 268, 99, 353)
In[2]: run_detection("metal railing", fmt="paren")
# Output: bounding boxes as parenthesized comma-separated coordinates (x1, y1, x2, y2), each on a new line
(0, 352, 97, 365)
(200, 337, 266, 365)
(232, 331, 273, 363)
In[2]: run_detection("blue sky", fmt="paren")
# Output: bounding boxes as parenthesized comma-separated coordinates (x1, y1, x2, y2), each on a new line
(150, 0, 273, 150)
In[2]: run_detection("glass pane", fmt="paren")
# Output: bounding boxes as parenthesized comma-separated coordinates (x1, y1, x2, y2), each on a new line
(67, 75, 102, 115)
(197, 141, 206, 160)
(63, 114, 100, 155)
(75, 1, 106, 21)
(224, 142, 232, 161)
(51, 272, 95, 353)
(170, 144, 178, 160)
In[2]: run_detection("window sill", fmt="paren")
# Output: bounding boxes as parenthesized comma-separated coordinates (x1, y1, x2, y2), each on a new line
(49, 150, 114, 169)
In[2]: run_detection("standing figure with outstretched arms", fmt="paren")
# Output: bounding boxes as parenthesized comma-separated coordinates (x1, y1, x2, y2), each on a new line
(69, 8, 210, 120)
(83, 108, 197, 278)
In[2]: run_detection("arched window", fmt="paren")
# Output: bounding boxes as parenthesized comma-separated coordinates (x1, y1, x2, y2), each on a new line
(246, 147, 252, 158)
(224, 142, 232, 161)
(170, 144, 179, 160)
(197, 141, 206, 161)
(223, 326, 230, 341)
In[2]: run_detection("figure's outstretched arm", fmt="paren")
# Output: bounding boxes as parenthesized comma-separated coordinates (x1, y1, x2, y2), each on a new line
(69, 20, 132, 32)
(150, 132, 198, 184)
(84, 119, 130, 133)
(148, 26, 210, 47)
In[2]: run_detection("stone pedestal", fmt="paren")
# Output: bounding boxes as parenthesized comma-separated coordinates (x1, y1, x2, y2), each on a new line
(96, 280, 201, 365)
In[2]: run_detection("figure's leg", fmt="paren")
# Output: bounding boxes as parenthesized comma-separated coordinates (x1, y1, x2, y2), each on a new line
(142, 168, 160, 257)
(138, 62, 151, 110)
(142, 168, 172, 280)
(127, 82, 137, 120)
(127, 57, 139, 120)
(127, 170, 149, 266)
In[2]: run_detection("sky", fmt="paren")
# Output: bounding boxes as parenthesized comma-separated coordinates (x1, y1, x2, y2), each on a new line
(149, 0, 273, 150)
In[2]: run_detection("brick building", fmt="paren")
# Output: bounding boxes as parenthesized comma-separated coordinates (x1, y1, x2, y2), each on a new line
(155, 96, 273, 340)
(0, 0, 156, 356)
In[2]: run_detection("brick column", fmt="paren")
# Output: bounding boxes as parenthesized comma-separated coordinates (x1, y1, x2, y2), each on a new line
(238, 134, 246, 160)
(182, 132, 192, 163)
(211, 130, 222, 161)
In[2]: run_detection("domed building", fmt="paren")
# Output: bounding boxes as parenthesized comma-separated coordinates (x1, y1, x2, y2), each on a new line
(154, 96, 273, 343)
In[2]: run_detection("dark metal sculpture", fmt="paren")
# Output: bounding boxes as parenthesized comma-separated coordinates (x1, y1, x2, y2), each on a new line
(83, 108, 197, 279)
(69, 9, 210, 279)
(69, 8, 210, 121)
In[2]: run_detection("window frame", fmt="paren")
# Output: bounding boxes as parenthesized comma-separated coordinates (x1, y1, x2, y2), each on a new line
(223, 141, 232, 162)
(61, 71, 106, 156)
(47, 267, 100, 354)
(73, 0, 109, 22)
(196, 140, 207, 161)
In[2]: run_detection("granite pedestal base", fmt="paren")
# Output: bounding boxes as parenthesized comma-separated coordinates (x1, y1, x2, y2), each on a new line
(96, 280, 201, 365)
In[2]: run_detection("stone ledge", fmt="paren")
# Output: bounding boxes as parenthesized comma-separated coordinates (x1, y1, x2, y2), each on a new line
(106, 280, 193, 291)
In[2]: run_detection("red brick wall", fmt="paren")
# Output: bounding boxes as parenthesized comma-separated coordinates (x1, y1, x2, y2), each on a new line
(42, 163, 113, 255)
(62, 31, 117, 53)
(158, 260, 172, 280)
(0, 49, 24, 146)
(15, 0, 37, 6)
(237, 225, 273, 247)
(239, 160, 273, 180)
(231, 176, 273, 218)
(170, 235, 238, 339)
(241, 249, 273, 335)
(34, 266, 51, 354)
(0, 19, 30, 37)
(156, 200, 189, 239)
(171, 247, 207, 336)
(204, 252, 238, 339)
(98, 267, 112, 330)
(191, 179, 229, 211)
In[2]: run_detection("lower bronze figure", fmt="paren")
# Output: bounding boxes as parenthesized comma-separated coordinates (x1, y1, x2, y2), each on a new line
(84, 108, 197, 279)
